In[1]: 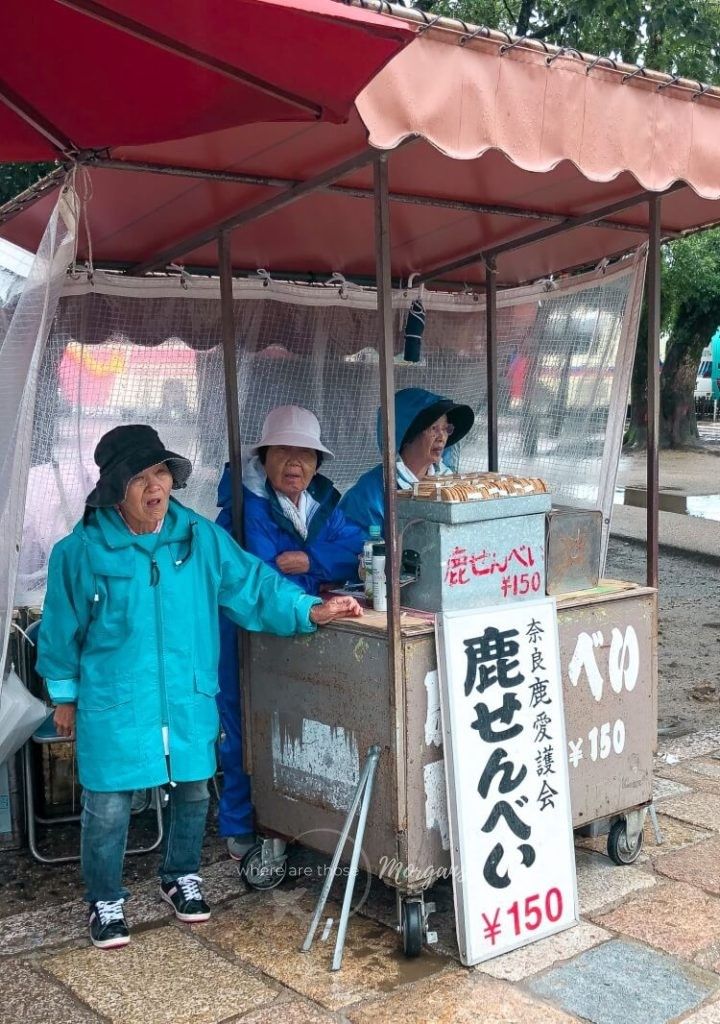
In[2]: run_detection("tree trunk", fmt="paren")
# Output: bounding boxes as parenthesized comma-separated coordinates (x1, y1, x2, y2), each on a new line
(515, 0, 534, 36)
(659, 318, 711, 448)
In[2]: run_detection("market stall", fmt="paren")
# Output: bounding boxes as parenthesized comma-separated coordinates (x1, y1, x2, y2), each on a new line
(5, 0, 720, 962)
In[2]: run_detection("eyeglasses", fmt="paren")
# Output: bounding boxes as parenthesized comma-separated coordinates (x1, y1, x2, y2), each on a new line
(425, 421, 455, 440)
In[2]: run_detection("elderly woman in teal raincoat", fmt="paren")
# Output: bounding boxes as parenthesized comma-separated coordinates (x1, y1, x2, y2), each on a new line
(37, 424, 360, 951)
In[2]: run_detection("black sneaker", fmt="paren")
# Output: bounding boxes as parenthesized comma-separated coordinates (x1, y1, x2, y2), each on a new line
(88, 899, 130, 950)
(160, 874, 211, 922)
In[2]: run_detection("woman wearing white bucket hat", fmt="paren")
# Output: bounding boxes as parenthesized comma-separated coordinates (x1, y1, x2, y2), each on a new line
(215, 406, 365, 859)
(225, 406, 365, 591)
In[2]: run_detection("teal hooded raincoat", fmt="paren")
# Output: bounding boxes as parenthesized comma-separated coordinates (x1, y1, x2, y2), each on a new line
(36, 498, 320, 792)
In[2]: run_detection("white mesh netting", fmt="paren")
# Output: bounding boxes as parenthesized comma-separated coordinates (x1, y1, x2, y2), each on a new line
(0, 194, 77, 669)
(12, 248, 646, 606)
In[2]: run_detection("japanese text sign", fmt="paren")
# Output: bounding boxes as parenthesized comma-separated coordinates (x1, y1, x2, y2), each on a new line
(436, 597, 578, 965)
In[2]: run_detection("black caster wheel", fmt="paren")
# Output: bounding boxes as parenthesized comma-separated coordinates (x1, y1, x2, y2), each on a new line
(401, 899, 424, 958)
(240, 842, 288, 890)
(607, 819, 644, 865)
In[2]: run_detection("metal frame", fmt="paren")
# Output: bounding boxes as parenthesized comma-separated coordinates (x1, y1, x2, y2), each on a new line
(485, 256, 498, 471)
(0, 78, 76, 155)
(416, 183, 685, 285)
(374, 156, 408, 865)
(131, 148, 382, 275)
(646, 197, 662, 588)
(218, 231, 255, 773)
(57, 0, 323, 117)
(22, 741, 163, 865)
(85, 155, 647, 235)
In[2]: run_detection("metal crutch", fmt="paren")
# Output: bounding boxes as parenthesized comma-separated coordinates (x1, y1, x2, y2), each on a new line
(302, 744, 381, 971)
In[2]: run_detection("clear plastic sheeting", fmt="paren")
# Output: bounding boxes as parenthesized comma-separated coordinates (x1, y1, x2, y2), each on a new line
(17, 250, 645, 605)
(0, 191, 76, 670)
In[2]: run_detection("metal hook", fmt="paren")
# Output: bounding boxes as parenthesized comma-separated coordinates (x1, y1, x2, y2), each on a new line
(621, 66, 648, 84)
(459, 25, 491, 46)
(546, 46, 582, 66)
(692, 82, 711, 101)
(169, 263, 191, 290)
(417, 14, 442, 35)
(499, 35, 527, 55)
(657, 73, 681, 92)
(586, 55, 617, 75)
(327, 271, 348, 299)
(256, 268, 272, 288)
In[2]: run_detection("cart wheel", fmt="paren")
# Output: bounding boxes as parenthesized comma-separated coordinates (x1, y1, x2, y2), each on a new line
(607, 819, 644, 865)
(401, 900, 424, 958)
(240, 842, 288, 890)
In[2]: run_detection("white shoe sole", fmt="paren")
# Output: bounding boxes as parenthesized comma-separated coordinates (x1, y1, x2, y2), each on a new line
(90, 932, 130, 950)
(160, 888, 211, 923)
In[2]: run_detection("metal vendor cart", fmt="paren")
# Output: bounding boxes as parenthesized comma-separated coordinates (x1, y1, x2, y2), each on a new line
(243, 514, 656, 954)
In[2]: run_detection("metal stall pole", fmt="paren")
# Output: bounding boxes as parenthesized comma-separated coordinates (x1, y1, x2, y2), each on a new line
(218, 231, 244, 538)
(646, 198, 661, 590)
(486, 256, 499, 472)
(218, 232, 254, 772)
(373, 155, 408, 868)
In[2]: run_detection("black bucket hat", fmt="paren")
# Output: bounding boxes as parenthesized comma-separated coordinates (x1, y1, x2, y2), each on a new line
(85, 424, 193, 508)
(401, 399, 475, 450)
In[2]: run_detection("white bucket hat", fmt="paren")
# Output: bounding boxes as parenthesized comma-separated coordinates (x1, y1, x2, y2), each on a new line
(249, 405, 335, 460)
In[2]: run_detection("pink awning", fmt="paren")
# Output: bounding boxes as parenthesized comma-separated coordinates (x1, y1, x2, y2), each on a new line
(0, 0, 414, 159)
(4, 11, 720, 286)
(357, 32, 720, 198)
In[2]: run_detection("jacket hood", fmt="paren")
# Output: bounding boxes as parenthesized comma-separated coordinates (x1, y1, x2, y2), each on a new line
(375, 388, 474, 460)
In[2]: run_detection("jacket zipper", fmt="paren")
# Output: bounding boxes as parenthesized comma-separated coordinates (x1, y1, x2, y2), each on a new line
(151, 556, 174, 786)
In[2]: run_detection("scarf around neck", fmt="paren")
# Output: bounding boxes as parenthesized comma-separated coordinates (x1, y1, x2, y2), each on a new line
(396, 458, 452, 490)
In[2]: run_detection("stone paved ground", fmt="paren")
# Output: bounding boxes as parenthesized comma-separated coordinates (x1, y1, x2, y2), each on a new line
(6, 737, 720, 1022)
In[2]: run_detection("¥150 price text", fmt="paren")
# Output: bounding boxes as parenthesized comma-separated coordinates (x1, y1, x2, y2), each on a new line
(482, 888, 564, 946)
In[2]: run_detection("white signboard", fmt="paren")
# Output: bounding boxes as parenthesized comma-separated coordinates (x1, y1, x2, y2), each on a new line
(436, 597, 578, 965)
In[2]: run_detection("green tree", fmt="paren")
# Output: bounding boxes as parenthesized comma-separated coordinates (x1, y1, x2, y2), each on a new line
(0, 163, 54, 207)
(658, 231, 720, 447)
(435, 0, 720, 447)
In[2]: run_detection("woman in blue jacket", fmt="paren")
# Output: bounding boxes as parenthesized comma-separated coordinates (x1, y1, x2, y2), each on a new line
(340, 387, 475, 534)
(38, 424, 360, 950)
(216, 406, 364, 860)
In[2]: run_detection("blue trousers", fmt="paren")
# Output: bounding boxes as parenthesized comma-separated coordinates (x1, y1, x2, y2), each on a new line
(216, 613, 254, 837)
(81, 780, 209, 904)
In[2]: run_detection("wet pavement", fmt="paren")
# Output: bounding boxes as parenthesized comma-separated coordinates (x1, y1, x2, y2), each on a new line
(3, 446, 720, 1022)
(8, 736, 720, 1023)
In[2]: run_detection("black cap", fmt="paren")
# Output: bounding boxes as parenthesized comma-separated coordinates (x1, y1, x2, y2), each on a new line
(85, 424, 192, 508)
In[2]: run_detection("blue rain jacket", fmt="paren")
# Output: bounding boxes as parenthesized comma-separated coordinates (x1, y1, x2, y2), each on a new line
(36, 498, 320, 792)
(217, 463, 364, 596)
(339, 387, 457, 534)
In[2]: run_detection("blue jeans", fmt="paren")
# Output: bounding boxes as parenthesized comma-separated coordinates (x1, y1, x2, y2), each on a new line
(80, 781, 210, 904)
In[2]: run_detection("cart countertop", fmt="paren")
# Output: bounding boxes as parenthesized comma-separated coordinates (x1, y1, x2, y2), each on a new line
(324, 579, 656, 638)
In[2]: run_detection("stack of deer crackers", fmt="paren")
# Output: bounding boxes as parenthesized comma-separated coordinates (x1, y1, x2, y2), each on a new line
(398, 472, 548, 503)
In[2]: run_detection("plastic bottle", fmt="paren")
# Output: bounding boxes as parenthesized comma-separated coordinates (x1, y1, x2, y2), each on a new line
(372, 545, 387, 612)
(363, 524, 382, 600)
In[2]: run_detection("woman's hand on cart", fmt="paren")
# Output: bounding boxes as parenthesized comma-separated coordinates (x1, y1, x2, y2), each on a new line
(310, 595, 363, 625)
(54, 703, 76, 738)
